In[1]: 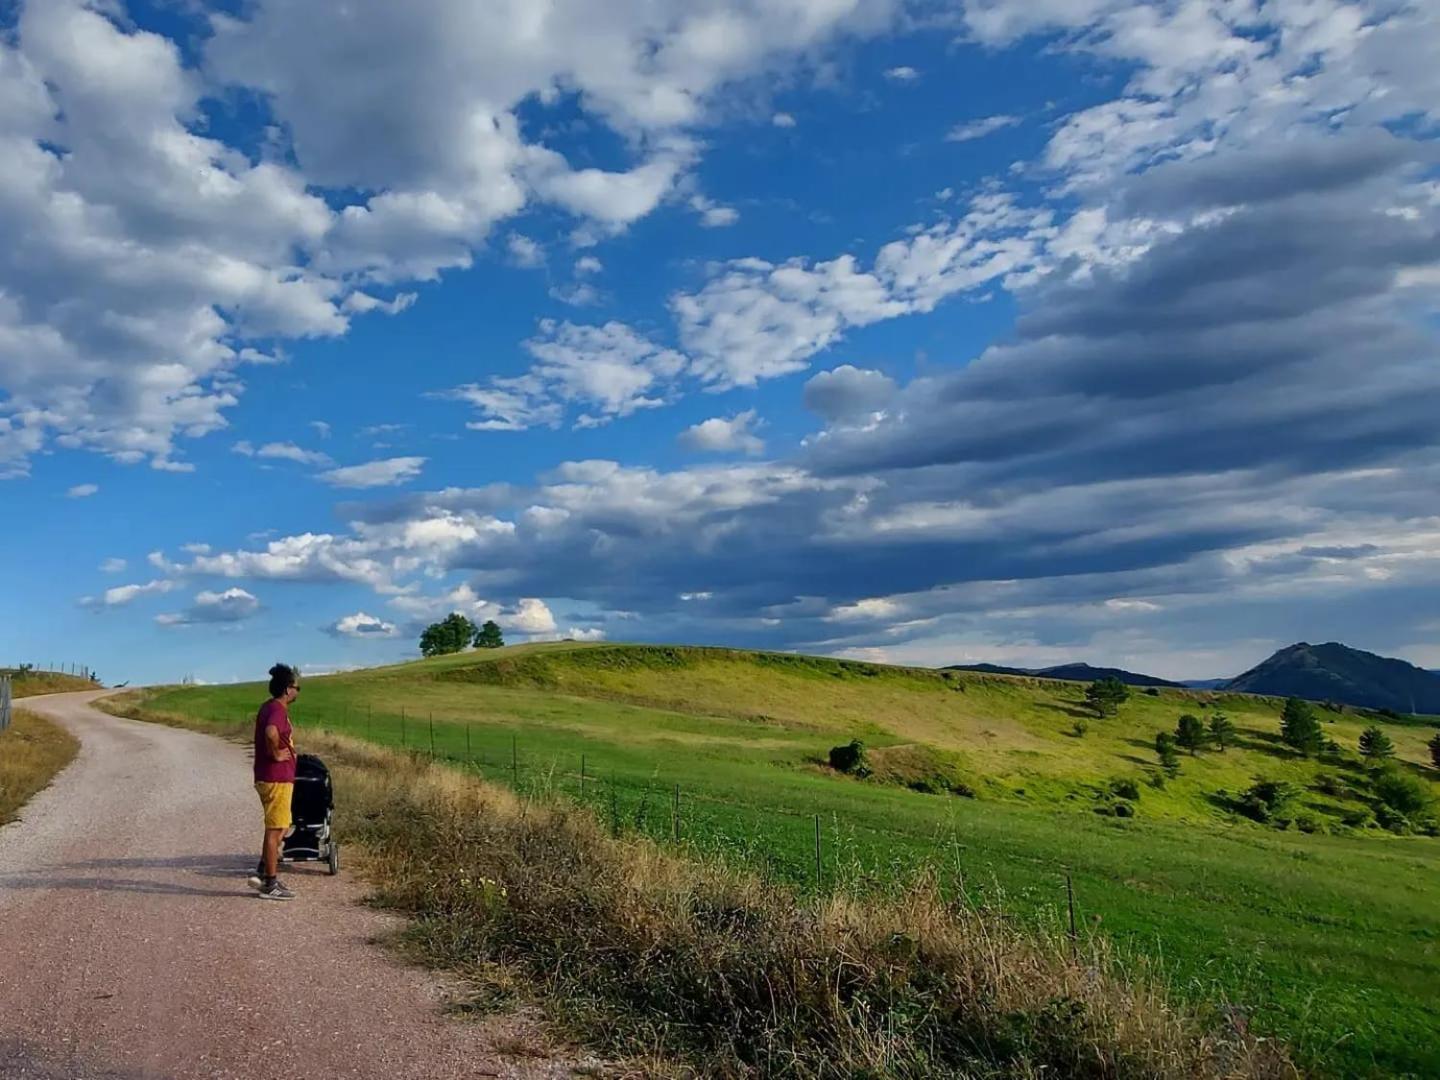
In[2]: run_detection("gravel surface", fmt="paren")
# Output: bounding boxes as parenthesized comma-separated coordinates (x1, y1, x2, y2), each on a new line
(0, 692, 586, 1080)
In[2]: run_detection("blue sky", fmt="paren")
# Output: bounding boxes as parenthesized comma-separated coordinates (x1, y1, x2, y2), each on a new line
(2, 0, 1439, 685)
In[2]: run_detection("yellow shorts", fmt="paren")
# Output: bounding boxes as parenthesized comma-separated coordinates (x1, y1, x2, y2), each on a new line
(255, 782, 294, 831)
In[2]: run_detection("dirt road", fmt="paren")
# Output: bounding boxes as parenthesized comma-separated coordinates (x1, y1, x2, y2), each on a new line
(0, 692, 580, 1080)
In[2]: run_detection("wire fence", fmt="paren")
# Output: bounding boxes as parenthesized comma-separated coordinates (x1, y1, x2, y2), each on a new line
(209, 698, 1088, 920)
(2, 663, 98, 682)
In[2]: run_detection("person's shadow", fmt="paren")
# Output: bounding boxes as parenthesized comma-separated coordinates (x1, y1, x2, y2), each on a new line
(0, 853, 320, 898)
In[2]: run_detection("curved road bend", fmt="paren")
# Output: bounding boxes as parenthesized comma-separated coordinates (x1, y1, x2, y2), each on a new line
(0, 691, 575, 1080)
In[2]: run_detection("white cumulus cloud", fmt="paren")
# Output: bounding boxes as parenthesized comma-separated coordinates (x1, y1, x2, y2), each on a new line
(328, 611, 400, 638)
(319, 456, 427, 489)
(678, 411, 765, 456)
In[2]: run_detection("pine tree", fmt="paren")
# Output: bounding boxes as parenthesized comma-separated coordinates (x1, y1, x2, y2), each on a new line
(1175, 713, 1206, 755)
(1358, 726, 1395, 761)
(1085, 677, 1130, 718)
(1154, 731, 1181, 776)
(1280, 697, 1323, 757)
(1208, 712, 1236, 751)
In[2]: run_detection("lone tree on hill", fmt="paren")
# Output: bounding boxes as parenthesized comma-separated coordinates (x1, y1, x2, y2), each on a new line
(473, 619, 505, 649)
(419, 612, 478, 657)
(1280, 697, 1324, 757)
(1358, 726, 1395, 762)
(1085, 677, 1130, 718)
(1429, 732, 1440, 770)
(1175, 714, 1206, 755)
(1208, 712, 1236, 751)
(1154, 731, 1181, 776)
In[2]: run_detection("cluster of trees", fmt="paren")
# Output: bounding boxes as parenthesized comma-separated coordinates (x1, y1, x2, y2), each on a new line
(1152, 710, 1235, 775)
(418, 613, 505, 657)
(1430, 733, 1440, 770)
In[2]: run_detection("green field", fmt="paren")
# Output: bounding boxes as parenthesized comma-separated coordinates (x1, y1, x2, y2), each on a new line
(135, 643, 1440, 1077)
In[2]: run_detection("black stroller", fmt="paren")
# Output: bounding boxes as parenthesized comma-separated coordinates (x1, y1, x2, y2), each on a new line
(282, 753, 341, 875)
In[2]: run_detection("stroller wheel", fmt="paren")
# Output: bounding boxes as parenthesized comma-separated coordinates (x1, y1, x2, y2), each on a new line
(328, 842, 340, 876)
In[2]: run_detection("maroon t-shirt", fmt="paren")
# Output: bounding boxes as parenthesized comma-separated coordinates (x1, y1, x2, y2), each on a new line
(253, 699, 296, 783)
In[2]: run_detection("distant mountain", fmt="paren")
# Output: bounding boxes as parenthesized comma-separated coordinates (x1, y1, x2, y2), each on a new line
(946, 661, 1184, 688)
(1225, 642, 1440, 713)
(1181, 678, 1231, 690)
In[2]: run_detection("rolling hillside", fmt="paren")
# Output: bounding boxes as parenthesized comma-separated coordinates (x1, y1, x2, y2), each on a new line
(117, 642, 1440, 1077)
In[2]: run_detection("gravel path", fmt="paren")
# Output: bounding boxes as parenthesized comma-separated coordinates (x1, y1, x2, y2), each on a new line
(0, 692, 583, 1080)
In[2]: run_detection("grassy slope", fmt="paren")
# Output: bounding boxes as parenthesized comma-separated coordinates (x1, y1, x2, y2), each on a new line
(140, 643, 1440, 1078)
(6, 670, 101, 697)
(0, 710, 80, 824)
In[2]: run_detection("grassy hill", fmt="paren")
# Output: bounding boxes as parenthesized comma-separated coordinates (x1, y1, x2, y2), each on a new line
(5, 668, 102, 697)
(127, 642, 1440, 1078)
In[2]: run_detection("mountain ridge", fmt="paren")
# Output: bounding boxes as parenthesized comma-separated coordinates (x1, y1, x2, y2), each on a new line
(1224, 641, 1440, 713)
(943, 661, 1184, 688)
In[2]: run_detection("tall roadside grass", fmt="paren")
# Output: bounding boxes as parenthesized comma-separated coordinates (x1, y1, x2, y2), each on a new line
(6, 670, 100, 697)
(104, 692, 1297, 1079)
(0, 710, 80, 824)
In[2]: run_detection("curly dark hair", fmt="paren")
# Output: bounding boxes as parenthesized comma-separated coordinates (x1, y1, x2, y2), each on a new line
(267, 663, 299, 699)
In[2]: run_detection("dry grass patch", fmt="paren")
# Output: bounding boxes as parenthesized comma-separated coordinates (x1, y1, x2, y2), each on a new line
(0, 709, 80, 824)
(330, 742, 1295, 1079)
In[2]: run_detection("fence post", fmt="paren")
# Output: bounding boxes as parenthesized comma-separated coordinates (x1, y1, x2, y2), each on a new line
(1066, 873, 1078, 956)
(814, 814, 823, 889)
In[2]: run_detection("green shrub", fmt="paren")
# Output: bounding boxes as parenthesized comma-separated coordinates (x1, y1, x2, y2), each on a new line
(1314, 773, 1344, 797)
(1236, 780, 1300, 825)
(1295, 813, 1323, 835)
(1341, 809, 1372, 829)
(1373, 768, 1432, 816)
(827, 739, 869, 776)
(1110, 778, 1141, 801)
(1375, 804, 1412, 835)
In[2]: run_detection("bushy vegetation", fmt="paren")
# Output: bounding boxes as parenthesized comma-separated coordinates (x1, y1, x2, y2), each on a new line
(827, 738, 869, 776)
(1234, 781, 1301, 826)
(333, 735, 1298, 1079)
